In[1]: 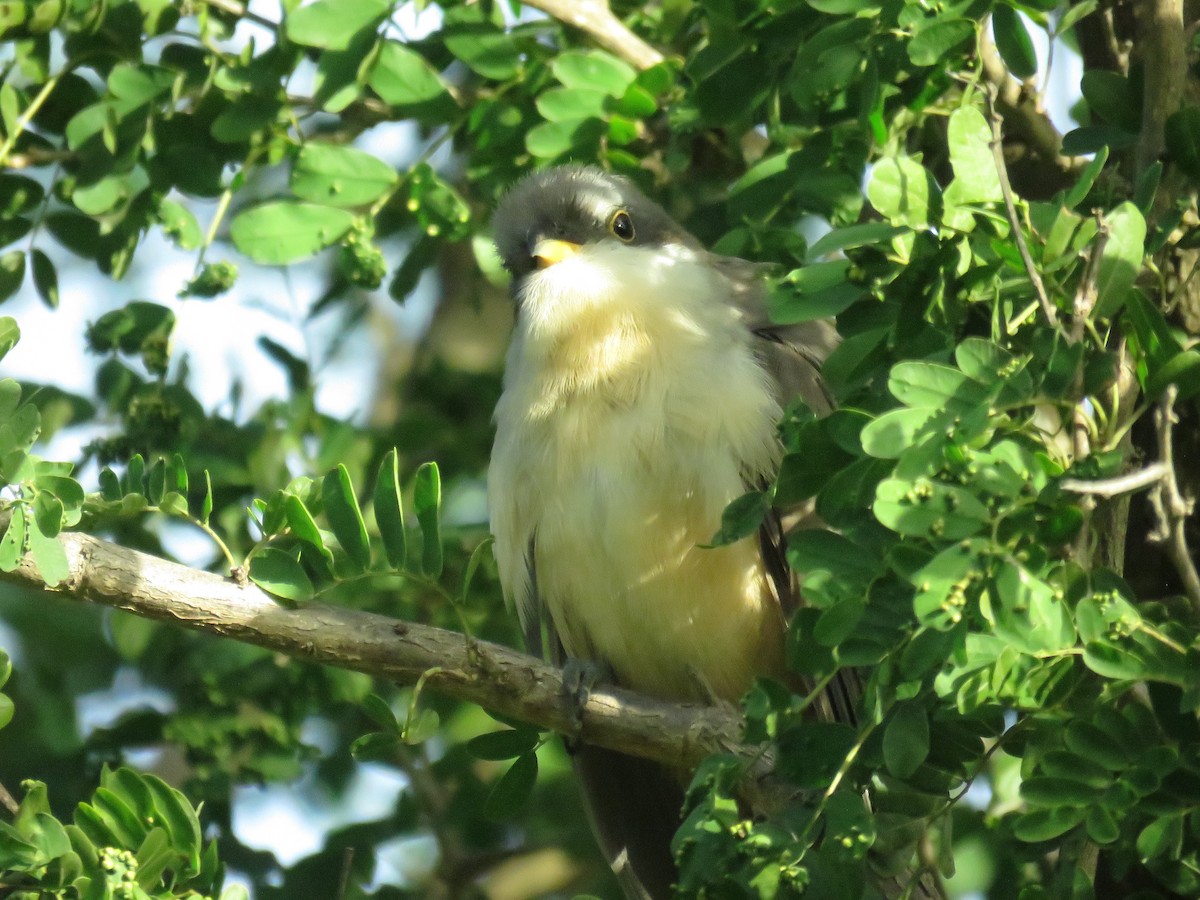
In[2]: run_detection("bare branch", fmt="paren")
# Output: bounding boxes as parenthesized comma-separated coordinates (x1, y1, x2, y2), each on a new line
(0, 525, 750, 777)
(521, 0, 664, 70)
(984, 84, 1060, 330)
(1148, 386, 1200, 612)
(1062, 462, 1169, 497)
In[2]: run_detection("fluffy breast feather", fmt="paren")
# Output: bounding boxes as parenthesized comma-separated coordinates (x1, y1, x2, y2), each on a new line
(489, 243, 785, 700)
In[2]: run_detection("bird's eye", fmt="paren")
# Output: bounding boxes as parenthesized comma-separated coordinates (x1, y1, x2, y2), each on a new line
(608, 210, 635, 242)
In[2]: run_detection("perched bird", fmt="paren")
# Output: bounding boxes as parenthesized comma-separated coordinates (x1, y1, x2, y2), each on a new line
(488, 166, 839, 898)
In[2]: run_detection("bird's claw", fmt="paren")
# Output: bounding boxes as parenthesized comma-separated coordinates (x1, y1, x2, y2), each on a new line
(562, 658, 612, 750)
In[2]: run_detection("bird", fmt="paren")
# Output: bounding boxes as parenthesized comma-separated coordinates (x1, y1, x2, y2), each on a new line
(487, 165, 839, 898)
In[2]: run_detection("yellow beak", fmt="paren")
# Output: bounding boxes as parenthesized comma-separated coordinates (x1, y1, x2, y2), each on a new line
(533, 238, 581, 269)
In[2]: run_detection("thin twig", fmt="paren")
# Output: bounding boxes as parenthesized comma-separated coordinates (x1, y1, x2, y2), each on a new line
(1148, 385, 1200, 612)
(1061, 463, 1169, 497)
(520, 0, 663, 70)
(984, 83, 1059, 329)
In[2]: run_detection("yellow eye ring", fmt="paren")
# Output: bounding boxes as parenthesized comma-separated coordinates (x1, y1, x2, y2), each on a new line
(608, 210, 635, 242)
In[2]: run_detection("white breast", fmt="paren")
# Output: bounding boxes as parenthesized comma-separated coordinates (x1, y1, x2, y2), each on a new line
(488, 243, 785, 701)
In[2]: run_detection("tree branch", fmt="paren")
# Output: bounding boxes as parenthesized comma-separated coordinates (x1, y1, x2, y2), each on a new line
(1148, 386, 1200, 612)
(1061, 462, 1169, 497)
(1136, 0, 1187, 172)
(0, 523, 943, 900)
(521, 0, 664, 70)
(0, 525, 751, 777)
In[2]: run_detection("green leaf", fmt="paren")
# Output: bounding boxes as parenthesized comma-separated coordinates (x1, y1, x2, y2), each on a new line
(806, 223, 906, 260)
(1013, 807, 1086, 842)
(33, 490, 63, 538)
(1093, 201, 1146, 318)
(373, 449, 406, 570)
(1064, 720, 1128, 770)
(322, 465, 371, 572)
(286, 0, 388, 50)
(992, 5, 1038, 79)
(0, 693, 12, 729)
(28, 516, 68, 587)
(201, 470, 213, 525)
(361, 693, 399, 732)
(461, 535, 494, 605)
(907, 19, 975, 67)
(1061, 125, 1138, 155)
(283, 493, 331, 560)
(1081, 70, 1140, 133)
(147, 457, 166, 504)
(141, 773, 202, 875)
(0, 250, 25, 303)
(1085, 806, 1120, 844)
(248, 548, 314, 602)
(874, 477, 990, 539)
(867, 156, 939, 228)
(889, 360, 989, 410)
(707, 490, 769, 547)
(30, 249, 57, 308)
(947, 106, 1002, 202)
(1055, 0, 1098, 35)
(1063, 146, 1109, 209)
(0, 173, 44, 217)
(955, 338, 1035, 403)
(368, 41, 455, 120)
(351, 730, 401, 760)
(441, 4, 522, 80)
(484, 752, 538, 820)
(884, 703, 930, 778)
(291, 143, 398, 208)
(0, 508, 25, 572)
(467, 728, 540, 761)
(524, 118, 606, 159)
(1148, 349, 1200, 400)
(551, 49, 636, 97)
(0, 316, 18, 361)
(1022, 776, 1102, 807)
(230, 201, 356, 265)
(403, 706, 441, 745)
(987, 560, 1076, 654)
(1165, 106, 1200, 179)
(210, 95, 282, 143)
(1138, 815, 1184, 861)
(535, 87, 607, 123)
(413, 461, 442, 578)
(912, 540, 987, 629)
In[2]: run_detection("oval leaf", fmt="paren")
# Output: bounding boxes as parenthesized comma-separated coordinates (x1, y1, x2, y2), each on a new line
(248, 548, 314, 602)
(230, 201, 355, 265)
(322, 465, 371, 572)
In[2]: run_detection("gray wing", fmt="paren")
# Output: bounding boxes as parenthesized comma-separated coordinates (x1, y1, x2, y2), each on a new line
(709, 254, 840, 416)
(713, 253, 864, 726)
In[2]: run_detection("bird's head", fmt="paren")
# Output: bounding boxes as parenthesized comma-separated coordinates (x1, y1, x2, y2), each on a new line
(492, 166, 700, 285)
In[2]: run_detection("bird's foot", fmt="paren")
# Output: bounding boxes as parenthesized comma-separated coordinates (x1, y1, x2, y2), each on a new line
(561, 658, 612, 750)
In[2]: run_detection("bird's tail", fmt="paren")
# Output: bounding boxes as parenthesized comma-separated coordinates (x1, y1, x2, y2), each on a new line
(573, 743, 684, 900)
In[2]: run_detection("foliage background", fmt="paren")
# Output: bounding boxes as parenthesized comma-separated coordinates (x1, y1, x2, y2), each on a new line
(0, 0, 1199, 898)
